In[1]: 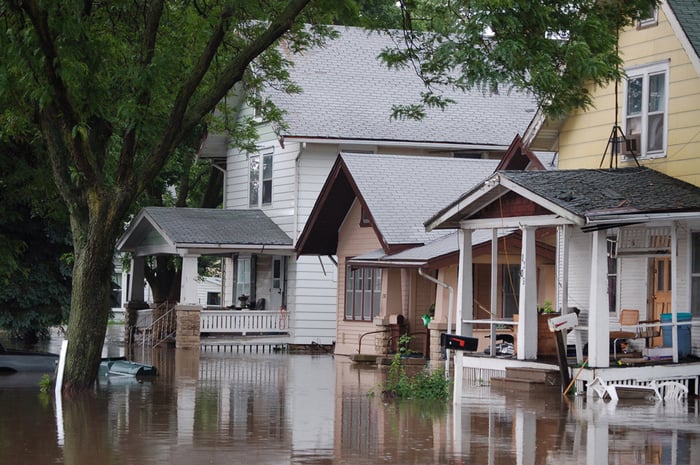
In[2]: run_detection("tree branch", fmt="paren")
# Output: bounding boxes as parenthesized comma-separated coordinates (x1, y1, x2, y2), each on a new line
(20, 0, 97, 188)
(117, 0, 165, 184)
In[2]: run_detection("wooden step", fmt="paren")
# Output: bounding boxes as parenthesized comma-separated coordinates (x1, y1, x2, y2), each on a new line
(491, 376, 561, 393)
(505, 367, 561, 386)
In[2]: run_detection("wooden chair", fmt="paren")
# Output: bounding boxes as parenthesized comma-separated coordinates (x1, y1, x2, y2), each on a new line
(610, 309, 640, 359)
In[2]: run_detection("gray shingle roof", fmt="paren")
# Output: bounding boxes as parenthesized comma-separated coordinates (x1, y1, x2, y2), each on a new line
(130, 207, 292, 248)
(341, 152, 499, 244)
(668, 0, 700, 59)
(501, 167, 700, 217)
(349, 229, 514, 266)
(266, 26, 537, 146)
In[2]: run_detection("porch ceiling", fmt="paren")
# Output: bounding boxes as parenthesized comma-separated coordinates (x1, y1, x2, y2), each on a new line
(117, 207, 294, 257)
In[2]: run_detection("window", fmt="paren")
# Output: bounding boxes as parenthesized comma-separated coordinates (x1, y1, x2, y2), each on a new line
(206, 292, 221, 306)
(236, 256, 252, 299)
(249, 146, 273, 207)
(360, 207, 371, 227)
(623, 62, 668, 159)
(345, 266, 382, 321)
(637, 3, 658, 29)
(690, 233, 700, 317)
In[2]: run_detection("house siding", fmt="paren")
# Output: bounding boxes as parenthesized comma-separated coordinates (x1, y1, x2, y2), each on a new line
(557, 6, 700, 187)
(335, 199, 384, 355)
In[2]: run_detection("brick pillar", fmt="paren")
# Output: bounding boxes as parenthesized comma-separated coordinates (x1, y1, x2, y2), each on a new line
(175, 304, 202, 349)
(373, 316, 391, 355)
(428, 321, 448, 371)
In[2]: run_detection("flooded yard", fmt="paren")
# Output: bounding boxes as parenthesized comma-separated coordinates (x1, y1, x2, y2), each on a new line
(1, 329, 699, 464)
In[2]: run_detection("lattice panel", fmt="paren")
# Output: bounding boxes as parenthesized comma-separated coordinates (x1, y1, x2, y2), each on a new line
(617, 226, 671, 255)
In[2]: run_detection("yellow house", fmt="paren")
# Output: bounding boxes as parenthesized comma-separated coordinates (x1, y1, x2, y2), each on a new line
(528, 0, 700, 187)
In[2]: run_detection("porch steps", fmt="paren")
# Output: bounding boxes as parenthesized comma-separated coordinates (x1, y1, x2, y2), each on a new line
(490, 367, 561, 392)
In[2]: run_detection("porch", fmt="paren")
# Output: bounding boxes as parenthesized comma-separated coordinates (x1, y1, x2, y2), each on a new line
(128, 305, 290, 350)
(454, 316, 700, 398)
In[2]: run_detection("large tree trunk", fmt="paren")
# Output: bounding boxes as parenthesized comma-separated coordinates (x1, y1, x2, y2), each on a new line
(61, 207, 121, 392)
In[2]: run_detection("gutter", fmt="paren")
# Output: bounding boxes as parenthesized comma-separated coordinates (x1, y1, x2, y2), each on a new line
(418, 268, 454, 379)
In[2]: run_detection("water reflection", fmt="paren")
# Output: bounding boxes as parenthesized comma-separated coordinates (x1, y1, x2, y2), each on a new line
(1, 340, 699, 465)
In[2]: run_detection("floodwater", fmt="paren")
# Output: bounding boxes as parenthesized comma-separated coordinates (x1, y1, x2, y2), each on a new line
(1, 328, 699, 465)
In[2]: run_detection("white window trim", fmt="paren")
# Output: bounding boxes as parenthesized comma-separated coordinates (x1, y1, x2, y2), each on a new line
(622, 60, 669, 161)
(637, 6, 658, 29)
(248, 145, 274, 208)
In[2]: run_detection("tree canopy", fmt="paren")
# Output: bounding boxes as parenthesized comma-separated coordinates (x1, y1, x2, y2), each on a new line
(0, 0, 355, 391)
(384, 0, 659, 119)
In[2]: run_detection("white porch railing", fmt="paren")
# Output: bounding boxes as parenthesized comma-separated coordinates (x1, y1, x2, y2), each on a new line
(200, 310, 288, 335)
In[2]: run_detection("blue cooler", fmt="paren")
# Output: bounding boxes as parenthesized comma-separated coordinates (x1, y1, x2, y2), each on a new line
(661, 313, 692, 357)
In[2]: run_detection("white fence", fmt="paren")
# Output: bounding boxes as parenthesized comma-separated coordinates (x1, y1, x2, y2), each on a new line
(200, 310, 288, 335)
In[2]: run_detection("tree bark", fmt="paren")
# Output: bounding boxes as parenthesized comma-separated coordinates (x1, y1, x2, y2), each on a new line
(62, 204, 122, 392)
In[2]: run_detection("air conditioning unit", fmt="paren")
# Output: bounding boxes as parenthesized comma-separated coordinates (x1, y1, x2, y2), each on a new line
(622, 134, 640, 156)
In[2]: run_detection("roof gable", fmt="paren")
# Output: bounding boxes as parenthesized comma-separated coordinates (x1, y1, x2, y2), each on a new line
(427, 167, 700, 231)
(296, 153, 500, 255)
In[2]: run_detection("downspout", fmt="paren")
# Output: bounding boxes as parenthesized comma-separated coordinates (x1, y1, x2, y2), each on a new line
(418, 267, 454, 379)
(293, 142, 306, 242)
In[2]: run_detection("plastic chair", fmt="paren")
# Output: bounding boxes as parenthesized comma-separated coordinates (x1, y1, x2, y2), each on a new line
(654, 381, 688, 401)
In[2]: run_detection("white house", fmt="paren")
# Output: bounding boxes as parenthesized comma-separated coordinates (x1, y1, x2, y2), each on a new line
(120, 25, 538, 347)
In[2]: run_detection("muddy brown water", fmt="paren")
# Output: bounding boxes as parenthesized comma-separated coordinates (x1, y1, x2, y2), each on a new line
(1, 328, 699, 465)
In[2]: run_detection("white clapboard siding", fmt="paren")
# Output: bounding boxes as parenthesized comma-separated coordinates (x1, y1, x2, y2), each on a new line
(567, 229, 592, 311)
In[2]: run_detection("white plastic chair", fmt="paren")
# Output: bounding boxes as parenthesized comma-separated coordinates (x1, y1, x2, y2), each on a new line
(654, 381, 688, 401)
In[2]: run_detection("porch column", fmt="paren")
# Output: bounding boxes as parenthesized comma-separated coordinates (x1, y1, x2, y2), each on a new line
(454, 228, 473, 404)
(456, 229, 474, 337)
(223, 256, 235, 307)
(180, 253, 200, 305)
(671, 221, 679, 363)
(130, 256, 145, 302)
(588, 230, 610, 368)
(517, 226, 537, 360)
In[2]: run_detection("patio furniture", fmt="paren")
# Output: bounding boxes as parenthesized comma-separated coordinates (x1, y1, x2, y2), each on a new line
(610, 309, 640, 359)
(653, 381, 688, 401)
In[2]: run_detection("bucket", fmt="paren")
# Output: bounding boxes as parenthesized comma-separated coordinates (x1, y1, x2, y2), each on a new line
(660, 313, 692, 358)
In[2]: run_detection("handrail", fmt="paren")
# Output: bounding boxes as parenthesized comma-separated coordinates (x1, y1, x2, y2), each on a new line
(357, 329, 390, 354)
(150, 302, 176, 348)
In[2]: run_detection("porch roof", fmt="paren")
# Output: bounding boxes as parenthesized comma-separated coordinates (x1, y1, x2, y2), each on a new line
(426, 167, 700, 231)
(348, 229, 515, 269)
(117, 207, 294, 257)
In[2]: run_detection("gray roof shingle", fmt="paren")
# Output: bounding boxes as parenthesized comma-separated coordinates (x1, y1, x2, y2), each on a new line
(668, 0, 700, 59)
(139, 207, 292, 247)
(499, 168, 700, 217)
(266, 26, 538, 145)
(341, 152, 499, 244)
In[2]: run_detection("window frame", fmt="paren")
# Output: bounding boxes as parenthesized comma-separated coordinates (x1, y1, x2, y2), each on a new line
(344, 265, 382, 321)
(248, 146, 274, 208)
(637, 5, 658, 29)
(622, 61, 669, 161)
(690, 233, 700, 318)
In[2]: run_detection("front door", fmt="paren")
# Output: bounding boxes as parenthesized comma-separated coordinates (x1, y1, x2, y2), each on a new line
(651, 257, 672, 347)
(270, 256, 284, 311)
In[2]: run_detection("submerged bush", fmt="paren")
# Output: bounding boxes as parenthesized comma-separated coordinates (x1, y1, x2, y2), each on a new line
(379, 335, 452, 400)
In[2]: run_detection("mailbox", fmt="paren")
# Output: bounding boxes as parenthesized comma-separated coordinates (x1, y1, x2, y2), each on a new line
(441, 334, 479, 351)
(547, 312, 578, 332)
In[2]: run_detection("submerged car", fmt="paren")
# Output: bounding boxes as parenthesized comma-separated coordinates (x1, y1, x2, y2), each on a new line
(0, 343, 59, 374)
